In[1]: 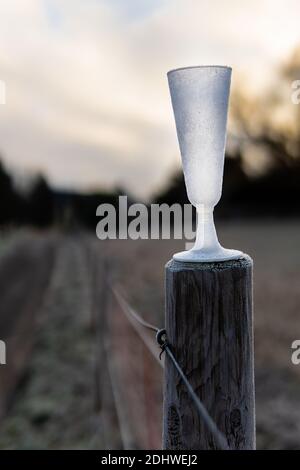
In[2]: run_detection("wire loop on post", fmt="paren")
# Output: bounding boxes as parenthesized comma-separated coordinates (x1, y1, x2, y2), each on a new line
(156, 328, 168, 359)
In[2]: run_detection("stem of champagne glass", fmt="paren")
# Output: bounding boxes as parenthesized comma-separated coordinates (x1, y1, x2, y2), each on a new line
(194, 205, 221, 252)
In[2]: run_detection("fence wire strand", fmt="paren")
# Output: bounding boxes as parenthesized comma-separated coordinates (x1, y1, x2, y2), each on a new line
(110, 283, 230, 451)
(111, 285, 159, 333)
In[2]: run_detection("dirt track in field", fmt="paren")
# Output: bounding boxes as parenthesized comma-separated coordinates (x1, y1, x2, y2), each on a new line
(0, 236, 54, 338)
(0, 234, 54, 420)
(0, 233, 129, 449)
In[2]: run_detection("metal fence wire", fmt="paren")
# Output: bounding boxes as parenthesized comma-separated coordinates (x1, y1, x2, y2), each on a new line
(109, 283, 230, 451)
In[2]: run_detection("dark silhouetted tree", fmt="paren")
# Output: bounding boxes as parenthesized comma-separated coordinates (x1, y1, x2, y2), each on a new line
(0, 161, 23, 225)
(28, 176, 54, 227)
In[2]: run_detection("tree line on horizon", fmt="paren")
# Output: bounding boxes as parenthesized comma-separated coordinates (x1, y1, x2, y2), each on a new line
(0, 150, 299, 231)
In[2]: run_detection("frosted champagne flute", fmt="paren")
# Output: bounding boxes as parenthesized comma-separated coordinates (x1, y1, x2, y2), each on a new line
(168, 65, 243, 262)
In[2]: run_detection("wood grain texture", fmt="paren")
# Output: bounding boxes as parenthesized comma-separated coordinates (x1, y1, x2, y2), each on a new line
(163, 256, 255, 450)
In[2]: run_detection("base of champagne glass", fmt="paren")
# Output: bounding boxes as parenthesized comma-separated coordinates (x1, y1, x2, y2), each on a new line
(173, 246, 244, 263)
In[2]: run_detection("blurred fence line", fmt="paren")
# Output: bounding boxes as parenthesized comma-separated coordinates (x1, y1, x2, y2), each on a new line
(94, 272, 229, 450)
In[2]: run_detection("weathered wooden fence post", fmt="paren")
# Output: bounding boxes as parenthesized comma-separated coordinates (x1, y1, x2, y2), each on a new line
(163, 256, 255, 450)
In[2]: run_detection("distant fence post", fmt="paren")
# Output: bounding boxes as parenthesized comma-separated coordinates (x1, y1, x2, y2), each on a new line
(163, 256, 255, 450)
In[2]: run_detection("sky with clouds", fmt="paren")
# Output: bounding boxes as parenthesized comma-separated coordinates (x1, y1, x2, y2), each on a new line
(0, 0, 299, 198)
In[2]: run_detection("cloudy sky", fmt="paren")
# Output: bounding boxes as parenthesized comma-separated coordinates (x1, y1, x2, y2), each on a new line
(0, 0, 299, 198)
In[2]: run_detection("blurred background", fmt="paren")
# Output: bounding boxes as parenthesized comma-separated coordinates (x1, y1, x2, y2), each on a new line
(0, 0, 300, 449)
